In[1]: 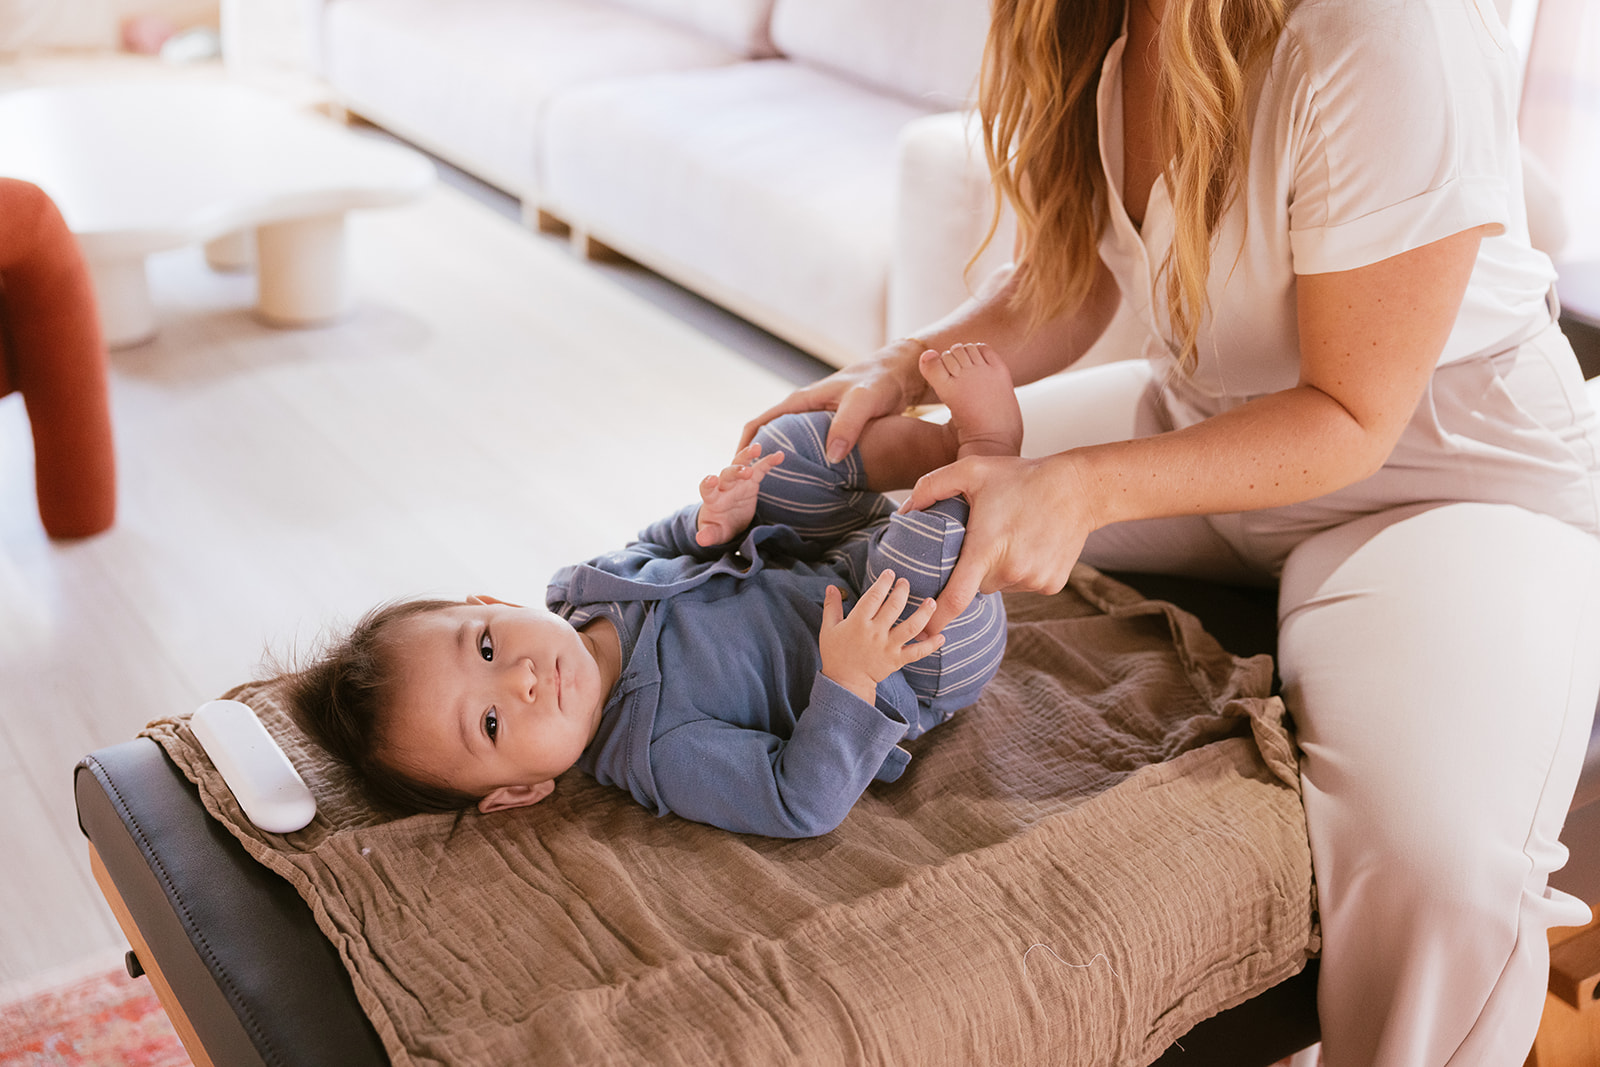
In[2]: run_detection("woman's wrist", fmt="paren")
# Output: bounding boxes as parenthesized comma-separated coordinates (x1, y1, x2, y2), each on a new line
(1044, 448, 1108, 533)
(885, 335, 936, 408)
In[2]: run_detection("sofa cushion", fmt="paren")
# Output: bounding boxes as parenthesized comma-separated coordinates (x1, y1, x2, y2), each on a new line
(322, 0, 747, 196)
(543, 61, 937, 365)
(769, 0, 991, 109)
(607, 0, 778, 58)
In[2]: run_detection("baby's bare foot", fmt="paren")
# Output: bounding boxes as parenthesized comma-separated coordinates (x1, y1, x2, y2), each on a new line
(919, 343, 1024, 460)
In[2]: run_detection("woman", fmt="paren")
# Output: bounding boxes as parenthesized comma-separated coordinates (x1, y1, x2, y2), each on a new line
(743, 0, 1600, 1062)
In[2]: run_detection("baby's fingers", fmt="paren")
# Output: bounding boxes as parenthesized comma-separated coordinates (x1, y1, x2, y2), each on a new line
(853, 569, 898, 617)
(822, 584, 845, 629)
(890, 595, 939, 641)
(879, 575, 913, 622)
(897, 630, 946, 665)
(717, 447, 784, 489)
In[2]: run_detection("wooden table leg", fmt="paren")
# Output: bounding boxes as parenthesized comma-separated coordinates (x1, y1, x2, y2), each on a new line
(1527, 914, 1600, 1067)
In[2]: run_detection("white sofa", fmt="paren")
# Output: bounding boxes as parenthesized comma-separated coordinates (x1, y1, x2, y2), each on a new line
(311, 0, 1024, 368)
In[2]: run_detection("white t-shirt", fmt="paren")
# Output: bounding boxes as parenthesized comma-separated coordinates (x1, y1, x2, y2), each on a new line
(1097, 0, 1557, 401)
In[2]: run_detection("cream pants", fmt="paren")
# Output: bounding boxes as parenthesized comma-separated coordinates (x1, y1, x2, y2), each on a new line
(1015, 323, 1600, 1066)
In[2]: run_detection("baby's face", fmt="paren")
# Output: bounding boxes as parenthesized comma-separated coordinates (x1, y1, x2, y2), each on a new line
(382, 600, 609, 811)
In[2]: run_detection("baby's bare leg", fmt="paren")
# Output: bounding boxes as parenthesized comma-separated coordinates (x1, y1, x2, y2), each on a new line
(852, 413, 959, 492)
(919, 343, 1023, 460)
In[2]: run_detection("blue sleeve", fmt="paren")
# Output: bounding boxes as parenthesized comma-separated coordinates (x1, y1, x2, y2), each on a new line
(632, 503, 723, 560)
(648, 674, 911, 838)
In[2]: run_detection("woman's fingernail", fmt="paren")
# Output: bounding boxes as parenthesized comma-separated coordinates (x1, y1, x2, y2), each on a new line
(827, 441, 846, 464)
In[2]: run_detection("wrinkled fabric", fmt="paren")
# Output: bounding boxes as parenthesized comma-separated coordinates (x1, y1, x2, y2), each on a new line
(144, 568, 1316, 1067)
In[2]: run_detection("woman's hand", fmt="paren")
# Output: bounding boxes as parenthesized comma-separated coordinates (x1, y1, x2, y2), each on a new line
(739, 338, 931, 464)
(819, 570, 943, 704)
(898, 452, 1100, 636)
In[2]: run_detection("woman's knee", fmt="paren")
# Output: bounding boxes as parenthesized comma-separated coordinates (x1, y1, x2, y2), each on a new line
(1310, 776, 1520, 896)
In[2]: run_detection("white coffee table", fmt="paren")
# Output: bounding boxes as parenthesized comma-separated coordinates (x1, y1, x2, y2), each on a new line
(0, 81, 435, 347)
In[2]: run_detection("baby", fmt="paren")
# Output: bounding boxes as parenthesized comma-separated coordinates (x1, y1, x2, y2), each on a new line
(286, 344, 1023, 837)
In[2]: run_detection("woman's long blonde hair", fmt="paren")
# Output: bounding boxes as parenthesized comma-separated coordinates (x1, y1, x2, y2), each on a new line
(978, 0, 1288, 368)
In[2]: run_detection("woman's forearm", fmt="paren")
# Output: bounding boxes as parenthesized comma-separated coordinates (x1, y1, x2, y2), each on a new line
(1066, 383, 1393, 528)
(739, 257, 1120, 460)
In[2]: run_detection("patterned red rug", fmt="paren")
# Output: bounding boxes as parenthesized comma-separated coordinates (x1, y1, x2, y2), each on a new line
(0, 959, 189, 1067)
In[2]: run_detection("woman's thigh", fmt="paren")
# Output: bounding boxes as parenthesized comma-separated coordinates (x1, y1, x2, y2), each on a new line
(1278, 501, 1600, 832)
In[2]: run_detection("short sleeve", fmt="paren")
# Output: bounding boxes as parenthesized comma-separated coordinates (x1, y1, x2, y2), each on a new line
(1282, 0, 1515, 275)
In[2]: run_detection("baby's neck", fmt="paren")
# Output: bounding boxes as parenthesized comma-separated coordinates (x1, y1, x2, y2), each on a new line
(579, 615, 624, 720)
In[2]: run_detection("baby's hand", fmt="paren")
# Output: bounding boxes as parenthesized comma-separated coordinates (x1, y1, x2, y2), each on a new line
(695, 443, 786, 546)
(818, 570, 944, 704)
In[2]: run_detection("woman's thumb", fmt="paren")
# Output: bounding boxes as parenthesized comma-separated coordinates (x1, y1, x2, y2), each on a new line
(824, 403, 872, 465)
(897, 465, 961, 515)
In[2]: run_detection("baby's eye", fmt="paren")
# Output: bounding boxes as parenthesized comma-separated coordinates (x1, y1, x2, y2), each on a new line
(478, 628, 494, 662)
(485, 707, 498, 742)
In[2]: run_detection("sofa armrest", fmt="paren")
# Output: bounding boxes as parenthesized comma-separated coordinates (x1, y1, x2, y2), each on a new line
(888, 110, 1144, 369)
(889, 110, 1015, 342)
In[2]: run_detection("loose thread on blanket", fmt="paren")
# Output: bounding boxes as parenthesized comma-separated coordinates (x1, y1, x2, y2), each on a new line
(1021, 944, 1122, 979)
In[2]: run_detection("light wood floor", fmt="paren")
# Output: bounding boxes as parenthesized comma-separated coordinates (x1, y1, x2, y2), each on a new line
(0, 167, 825, 989)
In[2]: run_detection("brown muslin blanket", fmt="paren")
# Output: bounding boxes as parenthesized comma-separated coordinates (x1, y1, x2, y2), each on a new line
(143, 567, 1316, 1066)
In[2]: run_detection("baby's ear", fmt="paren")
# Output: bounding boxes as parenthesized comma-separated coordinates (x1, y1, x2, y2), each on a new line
(477, 780, 556, 814)
(467, 594, 525, 608)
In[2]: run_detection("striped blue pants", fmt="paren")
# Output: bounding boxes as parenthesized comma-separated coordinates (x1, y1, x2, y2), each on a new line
(751, 412, 1007, 731)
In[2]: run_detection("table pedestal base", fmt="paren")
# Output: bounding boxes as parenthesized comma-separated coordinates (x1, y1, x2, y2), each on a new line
(255, 212, 348, 327)
(88, 258, 158, 350)
(87, 213, 351, 347)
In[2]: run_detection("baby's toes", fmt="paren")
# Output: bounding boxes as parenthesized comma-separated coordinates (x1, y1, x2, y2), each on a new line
(920, 347, 955, 385)
(957, 342, 999, 373)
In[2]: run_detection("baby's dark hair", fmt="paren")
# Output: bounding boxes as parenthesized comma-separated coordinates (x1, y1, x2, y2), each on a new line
(279, 598, 484, 815)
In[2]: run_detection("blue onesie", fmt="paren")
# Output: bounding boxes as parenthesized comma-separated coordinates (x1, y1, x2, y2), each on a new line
(547, 412, 1006, 837)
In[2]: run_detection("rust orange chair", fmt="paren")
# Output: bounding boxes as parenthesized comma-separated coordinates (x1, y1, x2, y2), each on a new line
(0, 177, 116, 538)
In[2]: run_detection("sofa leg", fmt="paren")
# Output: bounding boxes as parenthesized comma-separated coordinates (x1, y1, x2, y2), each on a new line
(523, 203, 569, 237)
(1527, 915, 1600, 1066)
(316, 99, 353, 125)
(571, 229, 631, 265)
